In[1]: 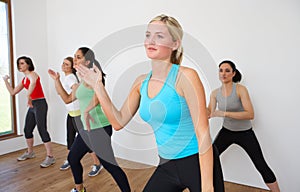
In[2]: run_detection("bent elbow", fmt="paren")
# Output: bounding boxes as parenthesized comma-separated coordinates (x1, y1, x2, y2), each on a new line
(249, 112, 254, 120)
(113, 124, 124, 131)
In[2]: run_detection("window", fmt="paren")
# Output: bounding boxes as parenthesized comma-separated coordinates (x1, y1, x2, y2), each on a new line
(0, 0, 17, 139)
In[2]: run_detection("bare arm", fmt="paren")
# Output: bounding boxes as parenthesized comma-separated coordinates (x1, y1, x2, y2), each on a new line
(84, 93, 99, 113)
(93, 76, 142, 130)
(26, 72, 38, 99)
(48, 69, 77, 104)
(225, 84, 254, 119)
(179, 67, 214, 192)
(76, 64, 142, 130)
(211, 84, 254, 120)
(2, 75, 24, 95)
(207, 89, 218, 118)
(82, 93, 100, 131)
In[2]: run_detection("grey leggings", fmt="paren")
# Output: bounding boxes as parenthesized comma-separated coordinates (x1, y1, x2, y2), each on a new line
(24, 98, 51, 142)
(68, 117, 130, 192)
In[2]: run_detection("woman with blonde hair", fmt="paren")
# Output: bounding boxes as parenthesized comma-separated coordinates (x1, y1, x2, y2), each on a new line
(76, 15, 224, 192)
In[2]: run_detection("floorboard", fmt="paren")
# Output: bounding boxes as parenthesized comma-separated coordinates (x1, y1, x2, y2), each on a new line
(0, 143, 269, 192)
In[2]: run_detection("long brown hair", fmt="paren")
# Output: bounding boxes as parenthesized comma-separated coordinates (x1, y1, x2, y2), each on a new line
(65, 56, 79, 83)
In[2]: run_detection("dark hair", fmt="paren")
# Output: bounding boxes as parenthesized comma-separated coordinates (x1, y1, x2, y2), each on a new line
(17, 56, 35, 71)
(78, 47, 106, 85)
(65, 56, 79, 83)
(219, 60, 242, 83)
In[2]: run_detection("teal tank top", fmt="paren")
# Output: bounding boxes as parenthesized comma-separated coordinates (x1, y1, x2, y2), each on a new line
(76, 83, 110, 130)
(139, 64, 198, 159)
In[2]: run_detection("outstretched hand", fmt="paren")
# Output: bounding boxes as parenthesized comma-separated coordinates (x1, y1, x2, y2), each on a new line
(75, 64, 102, 89)
(48, 69, 60, 80)
(2, 75, 10, 82)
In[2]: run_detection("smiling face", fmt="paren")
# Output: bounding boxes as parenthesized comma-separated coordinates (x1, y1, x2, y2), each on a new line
(144, 21, 179, 63)
(61, 59, 73, 74)
(73, 49, 90, 67)
(219, 63, 236, 83)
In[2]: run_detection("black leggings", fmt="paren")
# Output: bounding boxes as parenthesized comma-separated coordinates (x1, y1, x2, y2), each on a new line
(66, 114, 78, 150)
(24, 99, 51, 142)
(143, 145, 224, 192)
(214, 127, 277, 183)
(68, 120, 130, 192)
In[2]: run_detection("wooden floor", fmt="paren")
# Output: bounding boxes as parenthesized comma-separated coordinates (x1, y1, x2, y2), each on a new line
(0, 143, 269, 192)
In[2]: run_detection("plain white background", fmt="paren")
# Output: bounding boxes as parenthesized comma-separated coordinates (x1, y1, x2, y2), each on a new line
(0, 0, 299, 191)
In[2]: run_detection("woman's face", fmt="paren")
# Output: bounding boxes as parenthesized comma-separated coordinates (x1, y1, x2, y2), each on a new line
(219, 63, 236, 83)
(17, 59, 29, 72)
(61, 59, 73, 74)
(73, 50, 89, 67)
(144, 21, 179, 62)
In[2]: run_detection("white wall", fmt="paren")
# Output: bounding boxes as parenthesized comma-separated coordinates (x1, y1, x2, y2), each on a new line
(0, 0, 49, 154)
(1, 0, 299, 191)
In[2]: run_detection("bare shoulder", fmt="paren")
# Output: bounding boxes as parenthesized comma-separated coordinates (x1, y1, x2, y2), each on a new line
(236, 83, 249, 96)
(179, 65, 198, 76)
(28, 71, 39, 81)
(136, 73, 148, 82)
(177, 66, 199, 84)
(236, 83, 248, 91)
(132, 73, 148, 92)
(211, 88, 219, 98)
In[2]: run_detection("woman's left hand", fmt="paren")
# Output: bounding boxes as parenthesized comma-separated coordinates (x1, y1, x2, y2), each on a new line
(84, 111, 94, 132)
(27, 98, 33, 108)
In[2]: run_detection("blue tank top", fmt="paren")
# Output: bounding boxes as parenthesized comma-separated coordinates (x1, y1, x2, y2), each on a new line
(139, 64, 198, 159)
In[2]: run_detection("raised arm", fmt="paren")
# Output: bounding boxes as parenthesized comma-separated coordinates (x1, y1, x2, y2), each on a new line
(179, 67, 214, 192)
(48, 69, 77, 104)
(75, 64, 142, 130)
(2, 75, 24, 96)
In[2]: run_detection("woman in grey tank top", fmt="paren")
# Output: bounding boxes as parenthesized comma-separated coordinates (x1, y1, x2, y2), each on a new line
(208, 60, 280, 192)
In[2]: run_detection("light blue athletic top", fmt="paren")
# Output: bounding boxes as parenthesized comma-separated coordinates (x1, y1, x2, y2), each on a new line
(139, 64, 198, 159)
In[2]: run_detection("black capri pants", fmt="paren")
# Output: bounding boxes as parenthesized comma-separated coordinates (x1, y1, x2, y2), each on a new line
(24, 98, 51, 142)
(213, 127, 277, 183)
(143, 145, 224, 192)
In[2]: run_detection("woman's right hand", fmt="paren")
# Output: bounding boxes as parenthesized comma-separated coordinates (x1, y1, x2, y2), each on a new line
(48, 69, 60, 80)
(75, 64, 102, 89)
(2, 75, 10, 82)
